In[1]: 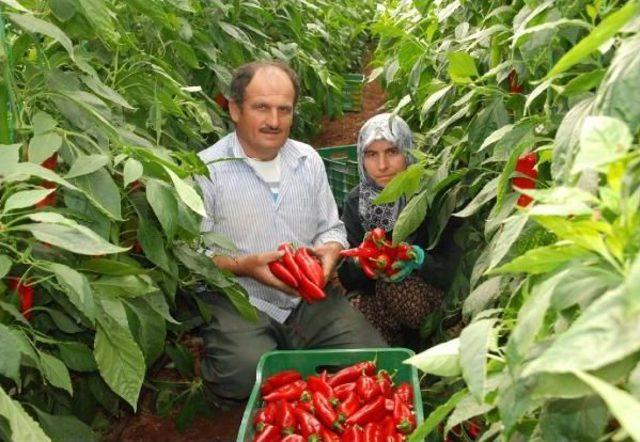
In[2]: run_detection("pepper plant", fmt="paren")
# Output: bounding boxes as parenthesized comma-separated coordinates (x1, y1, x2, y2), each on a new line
(0, 0, 374, 439)
(371, 0, 640, 440)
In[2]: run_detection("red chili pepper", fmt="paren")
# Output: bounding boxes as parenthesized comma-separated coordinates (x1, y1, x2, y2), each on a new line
(8, 277, 34, 320)
(393, 394, 416, 435)
(364, 422, 383, 442)
(294, 247, 325, 288)
(381, 417, 404, 442)
(385, 398, 394, 413)
(513, 152, 537, 207)
(370, 228, 386, 245)
(329, 361, 377, 387)
(293, 407, 323, 438)
(253, 401, 278, 430)
(132, 240, 143, 254)
(508, 69, 524, 94)
(306, 375, 335, 401)
(298, 274, 326, 303)
(263, 380, 306, 402)
(35, 181, 57, 209)
(466, 420, 481, 439)
(261, 370, 302, 396)
(312, 391, 342, 431)
(278, 243, 302, 281)
(357, 376, 382, 402)
(275, 400, 296, 435)
(297, 397, 315, 414)
(393, 383, 413, 407)
(40, 153, 58, 170)
(268, 260, 299, 288)
(343, 425, 365, 442)
(358, 257, 379, 280)
(369, 253, 391, 271)
(129, 180, 142, 191)
(334, 382, 357, 401)
(346, 396, 388, 426)
(253, 423, 280, 442)
(281, 435, 305, 442)
(337, 391, 361, 421)
(214, 92, 229, 110)
(395, 243, 415, 262)
(320, 427, 341, 442)
(377, 371, 393, 398)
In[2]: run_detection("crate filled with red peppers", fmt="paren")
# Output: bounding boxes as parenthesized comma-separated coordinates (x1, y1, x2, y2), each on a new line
(237, 348, 423, 441)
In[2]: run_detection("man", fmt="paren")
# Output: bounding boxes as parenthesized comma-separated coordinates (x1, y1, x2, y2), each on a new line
(196, 60, 386, 402)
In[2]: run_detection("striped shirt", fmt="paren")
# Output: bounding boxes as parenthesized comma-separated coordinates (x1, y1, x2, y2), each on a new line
(196, 132, 348, 323)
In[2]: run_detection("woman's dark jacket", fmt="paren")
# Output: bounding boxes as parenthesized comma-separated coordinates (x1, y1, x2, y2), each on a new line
(337, 186, 461, 295)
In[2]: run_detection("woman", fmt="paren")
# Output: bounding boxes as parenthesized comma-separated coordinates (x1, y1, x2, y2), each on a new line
(337, 113, 460, 347)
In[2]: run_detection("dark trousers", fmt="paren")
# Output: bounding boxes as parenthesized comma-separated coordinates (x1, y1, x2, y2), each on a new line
(200, 286, 387, 401)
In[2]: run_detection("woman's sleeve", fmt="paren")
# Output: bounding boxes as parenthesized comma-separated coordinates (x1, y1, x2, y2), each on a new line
(337, 190, 375, 293)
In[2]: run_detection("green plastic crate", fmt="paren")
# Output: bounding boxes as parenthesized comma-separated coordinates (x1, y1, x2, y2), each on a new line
(237, 348, 424, 442)
(318, 144, 359, 210)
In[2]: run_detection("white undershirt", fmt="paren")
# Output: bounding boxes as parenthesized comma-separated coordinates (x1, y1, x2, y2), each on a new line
(246, 154, 281, 201)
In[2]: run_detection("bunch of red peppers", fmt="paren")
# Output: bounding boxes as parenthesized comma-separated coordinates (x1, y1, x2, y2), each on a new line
(7, 277, 34, 320)
(512, 152, 537, 207)
(339, 228, 424, 283)
(269, 244, 326, 303)
(253, 361, 417, 442)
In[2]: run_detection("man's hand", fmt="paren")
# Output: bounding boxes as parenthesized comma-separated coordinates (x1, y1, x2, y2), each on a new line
(213, 251, 299, 297)
(311, 241, 344, 285)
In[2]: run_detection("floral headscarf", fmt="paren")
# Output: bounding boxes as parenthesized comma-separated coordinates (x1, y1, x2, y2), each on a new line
(356, 113, 415, 231)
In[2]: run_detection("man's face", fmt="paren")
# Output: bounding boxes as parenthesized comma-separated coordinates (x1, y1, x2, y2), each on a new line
(363, 139, 407, 187)
(229, 67, 295, 160)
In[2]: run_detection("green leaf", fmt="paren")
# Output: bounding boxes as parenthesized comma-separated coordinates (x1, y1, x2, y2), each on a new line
(408, 389, 467, 442)
(0, 143, 21, 169)
(547, 1, 640, 77)
(532, 217, 611, 261)
(552, 97, 595, 182)
(65, 154, 109, 179)
(124, 299, 165, 365)
(460, 318, 498, 402)
(146, 179, 178, 240)
(551, 265, 622, 311)
(8, 12, 74, 58)
(220, 284, 259, 324)
(3, 188, 55, 212)
(123, 158, 143, 188)
(0, 386, 51, 442)
(447, 51, 478, 82)
(92, 275, 158, 298)
(50, 263, 96, 323)
(71, 168, 122, 220)
(31, 112, 58, 135)
(57, 341, 97, 372)
(392, 189, 429, 244)
(526, 186, 597, 217)
(163, 166, 206, 217)
(445, 391, 495, 435)
(0, 324, 21, 383)
(478, 125, 513, 152)
(0, 255, 11, 279)
(81, 75, 132, 109)
(0, 0, 29, 12)
(28, 132, 62, 165)
(374, 164, 424, 204)
(523, 289, 640, 376)
(539, 396, 608, 442)
(561, 69, 606, 97)
(573, 370, 640, 439)
(463, 277, 502, 318)
(137, 216, 172, 273)
(453, 177, 498, 218)
(80, 258, 146, 276)
(421, 85, 452, 117)
(38, 351, 73, 394)
(94, 314, 145, 410)
(492, 243, 589, 275)
(33, 407, 96, 442)
(496, 140, 528, 209)
(201, 232, 237, 252)
(14, 222, 128, 255)
(594, 34, 640, 134)
(404, 338, 461, 377)
(39, 307, 83, 334)
(487, 215, 529, 271)
(571, 116, 632, 174)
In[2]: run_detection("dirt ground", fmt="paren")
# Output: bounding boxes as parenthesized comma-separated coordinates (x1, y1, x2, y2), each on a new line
(106, 59, 388, 442)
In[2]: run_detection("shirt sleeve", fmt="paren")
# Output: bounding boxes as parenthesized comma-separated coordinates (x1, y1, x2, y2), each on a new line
(311, 153, 349, 248)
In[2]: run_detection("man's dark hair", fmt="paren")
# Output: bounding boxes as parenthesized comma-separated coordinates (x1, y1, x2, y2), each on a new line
(228, 60, 300, 105)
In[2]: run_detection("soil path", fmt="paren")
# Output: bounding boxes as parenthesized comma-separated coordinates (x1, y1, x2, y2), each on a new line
(108, 57, 387, 442)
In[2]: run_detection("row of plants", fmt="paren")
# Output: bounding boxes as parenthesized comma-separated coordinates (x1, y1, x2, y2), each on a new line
(0, 0, 375, 439)
(371, 0, 640, 440)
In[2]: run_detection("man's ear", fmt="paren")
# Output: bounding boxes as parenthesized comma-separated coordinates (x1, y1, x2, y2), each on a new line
(228, 100, 241, 124)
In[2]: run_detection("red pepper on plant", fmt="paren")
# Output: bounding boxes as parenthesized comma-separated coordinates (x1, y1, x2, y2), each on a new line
(513, 152, 537, 207)
(253, 423, 280, 442)
(40, 152, 58, 170)
(7, 276, 34, 320)
(507, 69, 524, 94)
(214, 92, 229, 110)
(262, 380, 306, 402)
(465, 419, 481, 439)
(35, 181, 57, 209)
(328, 361, 377, 387)
(260, 370, 302, 396)
(346, 396, 388, 426)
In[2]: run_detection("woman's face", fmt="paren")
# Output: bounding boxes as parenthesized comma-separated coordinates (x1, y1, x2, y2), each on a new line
(363, 139, 407, 187)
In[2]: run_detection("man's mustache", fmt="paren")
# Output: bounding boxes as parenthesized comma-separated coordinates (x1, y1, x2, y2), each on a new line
(260, 127, 281, 134)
